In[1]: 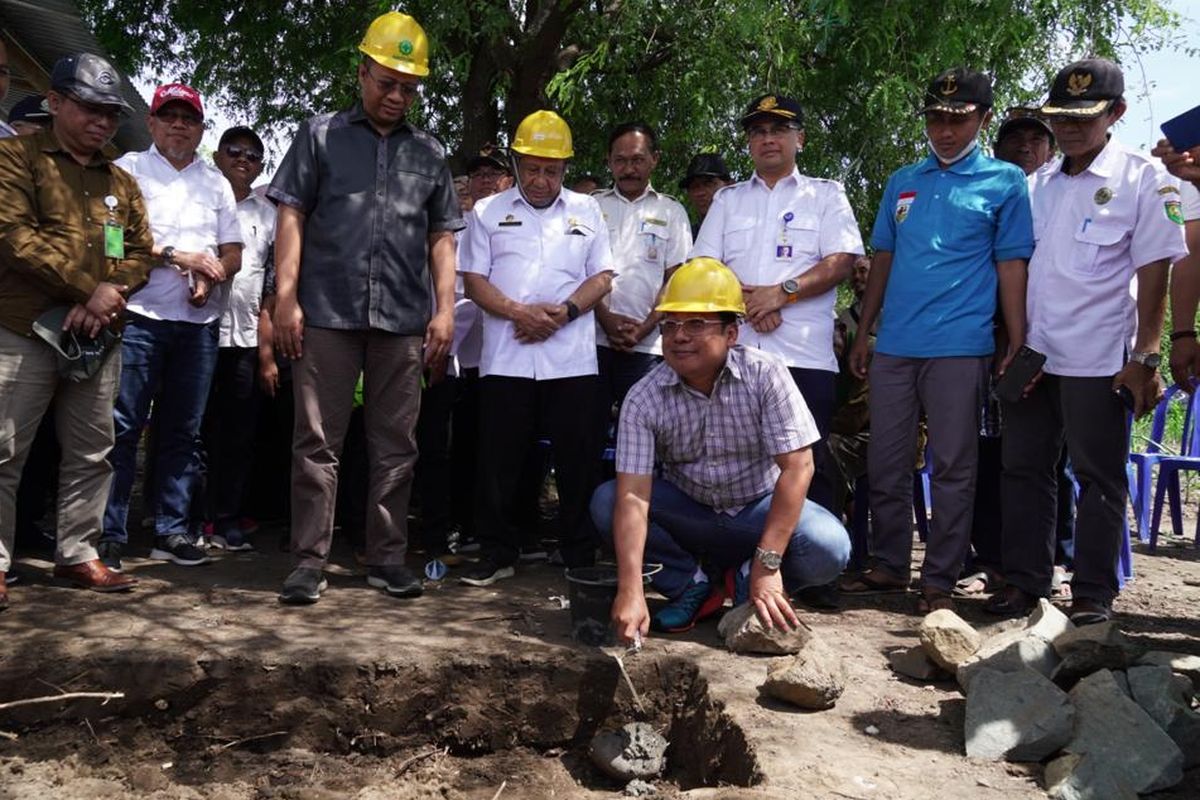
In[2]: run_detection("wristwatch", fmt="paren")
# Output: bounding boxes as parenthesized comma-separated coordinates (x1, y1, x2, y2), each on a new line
(565, 300, 581, 322)
(781, 278, 801, 304)
(1129, 351, 1161, 370)
(754, 546, 783, 571)
(161, 245, 176, 266)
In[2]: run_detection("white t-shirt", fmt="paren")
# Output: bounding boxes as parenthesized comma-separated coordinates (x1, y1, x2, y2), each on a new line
(218, 191, 275, 347)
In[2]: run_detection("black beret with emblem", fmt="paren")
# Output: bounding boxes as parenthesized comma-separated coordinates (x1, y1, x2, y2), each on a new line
(466, 144, 512, 175)
(50, 53, 132, 111)
(740, 94, 804, 129)
(919, 67, 993, 115)
(1041, 58, 1124, 118)
(679, 153, 732, 188)
(8, 95, 51, 125)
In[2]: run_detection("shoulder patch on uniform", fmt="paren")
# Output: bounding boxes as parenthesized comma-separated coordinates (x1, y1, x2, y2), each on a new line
(1166, 199, 1185, 225)
(1159, 185, 1181, 196)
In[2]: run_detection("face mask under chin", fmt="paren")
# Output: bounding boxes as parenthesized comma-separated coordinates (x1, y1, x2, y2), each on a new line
(927, 119, 983, 166)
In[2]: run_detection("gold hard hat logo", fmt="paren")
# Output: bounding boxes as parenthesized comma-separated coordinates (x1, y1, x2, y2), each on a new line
(940, 75, 958, 95)
(1067, 72, 1092, 96)
(758, 96, 778, 111)
(398, 39, 413, 56)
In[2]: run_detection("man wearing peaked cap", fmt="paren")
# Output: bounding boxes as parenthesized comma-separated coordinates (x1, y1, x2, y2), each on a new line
(269, 11, 463, 604)
(0, 52, 154, 606)
(8, 95, 52, 135)
(845, 67, 1033, 614)
(679, 152, 732, 238)
(992, 58, 1186, 626)
(994, 107, 1056, 176)
(691, 92, 864, 534)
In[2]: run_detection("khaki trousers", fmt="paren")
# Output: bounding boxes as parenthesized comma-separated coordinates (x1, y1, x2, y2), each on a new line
(290, 327, 422, 569)
(0, 326, 121, 571)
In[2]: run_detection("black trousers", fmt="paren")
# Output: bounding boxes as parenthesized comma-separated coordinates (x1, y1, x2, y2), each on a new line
(476, 375, 599, 567)
(1001, 375, 1127, 603)
(202, 347, 260, 525)
(451, 368, 480, 537)
(788, 367, 836, 510)
(414, 375, 455, 554)
(967, 436, 1003, 573)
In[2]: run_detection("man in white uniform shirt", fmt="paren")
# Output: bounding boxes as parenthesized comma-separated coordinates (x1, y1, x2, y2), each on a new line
(1153, 140, 1200, 390)
(593, 122, 692, 450)
(100, 83, 242, 570)
(692, 93, 864, 511)
(992, 60, 1187, 625)
(201, 125, 274, 551)
(458, 110, 614, 585)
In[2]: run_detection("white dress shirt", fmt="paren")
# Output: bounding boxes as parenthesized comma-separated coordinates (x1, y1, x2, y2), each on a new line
(593, 185, 692, 355)
(1183, 181, 1200, 221)
(691, 167, 864, 371)
(116, 145, 242, 324)
(459, 187, 615, 380)
(219, 191, 275, 347)
(1026, 139, 1187, 377)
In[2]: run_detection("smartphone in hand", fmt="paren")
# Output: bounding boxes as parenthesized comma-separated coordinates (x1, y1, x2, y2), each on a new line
(994, 345, 1047, 404)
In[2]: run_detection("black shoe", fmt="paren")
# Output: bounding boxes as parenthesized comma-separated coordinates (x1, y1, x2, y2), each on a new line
(149, 534, 211, 566)
(97, 541, 123, 572)
(794, 581, 841, 610)
(366, 565, 424, 598)
(459, 560, 515, 587)
(984, 585, 1040, 617)
(1068, 597, 1112, 626)
(3, 568, 20, 586)
(279, 567, 327, 605)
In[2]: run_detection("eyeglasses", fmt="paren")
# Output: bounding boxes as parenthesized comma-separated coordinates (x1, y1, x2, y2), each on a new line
(65, 94, 124, 123)
(746, 123, 798, 141)
(223, 144, 263, 163)
(155, 109, 203, 126)
(364, 68, 421, 99)
(659, 318, 728, 337)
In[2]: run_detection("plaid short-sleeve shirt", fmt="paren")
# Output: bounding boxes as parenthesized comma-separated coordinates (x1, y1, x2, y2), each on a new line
(616, 345, 819, 512)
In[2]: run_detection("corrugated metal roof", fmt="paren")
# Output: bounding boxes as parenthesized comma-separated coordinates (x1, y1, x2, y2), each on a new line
(0, 0, 150, 151)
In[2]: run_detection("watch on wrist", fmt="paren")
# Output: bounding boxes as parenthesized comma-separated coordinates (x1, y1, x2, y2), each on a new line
(754, 546, 783, 571)
(161, 245, 176, 266)
(781, 278, 800, 304)
(565, 300, 581, 322)
(1129, 351, 1161, 370)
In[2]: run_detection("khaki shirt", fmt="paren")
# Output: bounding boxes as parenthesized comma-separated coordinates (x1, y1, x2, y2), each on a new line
(0, 129, 154, 337)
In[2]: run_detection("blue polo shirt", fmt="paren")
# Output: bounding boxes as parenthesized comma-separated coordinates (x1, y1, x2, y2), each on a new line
(869, 147, 1033, 358)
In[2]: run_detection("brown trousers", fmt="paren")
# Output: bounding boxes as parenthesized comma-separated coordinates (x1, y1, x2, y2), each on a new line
(0, 326, 121, 571)
(289, 327, 422, 569)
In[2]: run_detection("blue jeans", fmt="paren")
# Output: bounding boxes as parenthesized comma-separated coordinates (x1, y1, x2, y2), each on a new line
(590, 478, 851, 599)
(103, 314, 219, 543)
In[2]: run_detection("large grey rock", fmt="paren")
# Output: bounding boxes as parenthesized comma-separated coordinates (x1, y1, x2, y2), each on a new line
(717, 602, 813, 655)
(918, 609, 981, 671)
(1137, 651, 1200, 693)
(964, 668, 1075, 761)
(888, 645, 950, 682)
(1127, 665, 1200, 768)
(1051, 623, 1143, 688)
(1025, 598, 1075, 641)
(590, 722, 668, 781)
(957, 631, 1059, 693)
(1056, 670, 1183, 795)
(760, 639, 845, 710)
(1045, 753, 1138, 800)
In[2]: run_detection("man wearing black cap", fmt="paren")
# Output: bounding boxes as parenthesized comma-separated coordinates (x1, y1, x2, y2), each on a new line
(994, 108, 1055, 176)
(8, 95, 52, 136)
(0, 53, 154, 607)
(679, 153, 732, 237)
(991, 58, 1186, 625)
(845, 68, 1033, 614)
(692, 93, 864, 516)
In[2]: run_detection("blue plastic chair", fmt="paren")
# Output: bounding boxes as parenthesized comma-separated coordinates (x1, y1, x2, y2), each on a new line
(1147, 386, 1200, 550)
(1128, 386, 1185, 542)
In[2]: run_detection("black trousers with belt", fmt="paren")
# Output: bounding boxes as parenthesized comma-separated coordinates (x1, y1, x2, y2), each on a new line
(476, 374, 599, 568)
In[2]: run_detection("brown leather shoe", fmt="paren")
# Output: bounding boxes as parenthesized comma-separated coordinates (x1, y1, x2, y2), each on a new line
(0, 571, 8, 611)
(54, 559, 138, 592)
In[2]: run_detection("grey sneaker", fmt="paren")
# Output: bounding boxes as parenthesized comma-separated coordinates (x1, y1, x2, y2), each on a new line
(366, 565, 424, 598)
(149, 534, 210, 566)
(279, 567, 327, 605)
(97, 541, 123, 572)
(459, 560, 515, 587)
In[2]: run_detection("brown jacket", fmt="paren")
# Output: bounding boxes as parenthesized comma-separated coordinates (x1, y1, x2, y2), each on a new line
(0, 129, 154, 337)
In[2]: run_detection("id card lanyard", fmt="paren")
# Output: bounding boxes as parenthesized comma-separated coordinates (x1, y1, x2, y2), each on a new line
(775, 211, 793, 260)
(103, 195, 124, 259)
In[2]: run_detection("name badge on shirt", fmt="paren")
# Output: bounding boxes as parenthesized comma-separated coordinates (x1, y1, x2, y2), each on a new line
(895, 191, 916, 223)
(644, 233, 659, 261)
(498, 214, 522, 227)
(103, 221, 125, 259)
(775, 211, 794, 260)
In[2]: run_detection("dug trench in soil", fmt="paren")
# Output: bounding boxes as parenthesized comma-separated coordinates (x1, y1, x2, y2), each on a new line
(0, 651, 761, 798)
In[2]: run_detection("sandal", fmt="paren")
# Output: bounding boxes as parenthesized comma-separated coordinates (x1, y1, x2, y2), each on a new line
(953, 570, 993, 597)
(984, 585, 1040, 618)
(1050, 566, 1072, 600)
(839, 566, 909, 594)
(916, 588, 955, 614)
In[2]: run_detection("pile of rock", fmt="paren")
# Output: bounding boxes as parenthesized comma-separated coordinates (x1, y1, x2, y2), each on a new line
(892, 600, 1199, 798)
(716, 603, 846, 710)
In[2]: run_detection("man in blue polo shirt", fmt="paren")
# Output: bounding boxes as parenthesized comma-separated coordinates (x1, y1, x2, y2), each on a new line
(845, 67, 1033, 613)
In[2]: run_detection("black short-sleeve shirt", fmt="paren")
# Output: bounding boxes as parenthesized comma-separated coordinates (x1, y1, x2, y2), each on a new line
(268, 103, 464, 335)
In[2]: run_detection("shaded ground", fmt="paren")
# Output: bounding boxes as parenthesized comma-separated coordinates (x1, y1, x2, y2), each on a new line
(1, 525, 1198, 799)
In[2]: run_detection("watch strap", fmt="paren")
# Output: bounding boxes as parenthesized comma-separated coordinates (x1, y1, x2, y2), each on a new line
(565, 300, 581, 322)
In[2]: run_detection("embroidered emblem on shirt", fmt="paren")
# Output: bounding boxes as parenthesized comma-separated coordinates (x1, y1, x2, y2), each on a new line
(940, 75, 957, 95)
(895, 190, 916, 223)
(498, 214, 522, 227)
(1165, 199, 1185, 225)
(1093, 187, 1113, 205)
(1158, 185, 1181, 196)
(1066, 72, 1093, 96)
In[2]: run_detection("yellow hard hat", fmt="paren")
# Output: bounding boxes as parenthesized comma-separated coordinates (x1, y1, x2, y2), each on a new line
(358, 11, 429, 77)
(511, 110, 574, 159)
(656, 257, 746, 315)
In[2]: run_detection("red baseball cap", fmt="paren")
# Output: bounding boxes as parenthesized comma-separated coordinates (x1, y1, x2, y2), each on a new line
(150, 83, 204, 118)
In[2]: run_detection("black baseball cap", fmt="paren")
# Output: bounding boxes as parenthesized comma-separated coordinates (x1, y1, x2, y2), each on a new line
(49, 53, 132, 111)
(740, 94, 804, 129)
(1041, 58, 1124, 118)
(218, 125, 265, 153)
(920, 68, 993, 115)
(996, 107, 1055, 146)
(8, 95, 50, 125)
(679, 153, 732, 189)
(466, 144, 511, 175)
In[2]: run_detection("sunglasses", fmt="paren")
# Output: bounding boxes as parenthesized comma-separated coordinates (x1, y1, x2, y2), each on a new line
(659, 318, 728, 337)
(223, 144, 263, 163)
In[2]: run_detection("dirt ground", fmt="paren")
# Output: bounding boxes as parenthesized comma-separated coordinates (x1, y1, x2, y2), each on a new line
(1, 524, 1198, 799)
